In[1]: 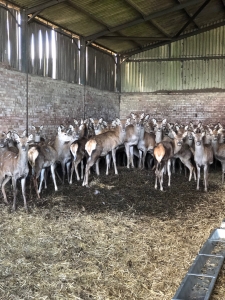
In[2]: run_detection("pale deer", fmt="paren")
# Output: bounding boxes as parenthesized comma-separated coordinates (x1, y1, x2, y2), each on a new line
(124, 113, 144, 168)
(137, 116, 156, 169)
(70, 119, 91, 183)
(82, 118, 125, 187)
(211, 128, 225, 183)
(191, 131, 214, 192)
(0, 132, 33, 211)
(54, 122, 80, 183)
(31, 125, 45, 143)
(28, 126, 75, 197)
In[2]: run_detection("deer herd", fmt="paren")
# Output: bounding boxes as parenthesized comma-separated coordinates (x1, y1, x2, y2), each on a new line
(0, 112, 225, 211)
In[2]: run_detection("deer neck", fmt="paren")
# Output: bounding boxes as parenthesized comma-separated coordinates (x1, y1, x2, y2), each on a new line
(211, 139, 219, 155)
(16, 145, 29, 168)
(155, 130, 163, 144)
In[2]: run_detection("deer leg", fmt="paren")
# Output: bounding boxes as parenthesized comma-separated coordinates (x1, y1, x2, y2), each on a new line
(203, 165, 209, 192)
(83, 157, 95, 187)
(167, 159, 171, 187)
(38, 169, 45, 194)
(50, 164, 58, 191)
(171, 158, 176, 173)
(75, 160, 82, 181)
(1, 176, 11, 204)
(12, 178, 17, 212)
(138, 150, 143, 169)
(159, 168, 164, 191)
(69, 160, 75, 184)
(180, 158, 196, 181)
(112, 149, 118, 175)
(142, 151, 147, 169)
(125, 144, 130, 168)
(32, 175, 40, 199)
(196, 164, 201, 190)
(130, 146, 135, 168)
(221, 163, 225, 184)
(21, 177, 28, 212)
(81, 160, 84, 179)
(105, 154, 110, 175)
(66, 161, 71, 183)
(95, 158, 100, 175)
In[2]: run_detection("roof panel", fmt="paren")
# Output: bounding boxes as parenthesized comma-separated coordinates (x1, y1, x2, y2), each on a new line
(5, 0, 225, 55)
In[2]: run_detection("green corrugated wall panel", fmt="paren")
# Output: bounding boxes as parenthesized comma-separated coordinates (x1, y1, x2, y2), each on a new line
(122, 25, 225, 92)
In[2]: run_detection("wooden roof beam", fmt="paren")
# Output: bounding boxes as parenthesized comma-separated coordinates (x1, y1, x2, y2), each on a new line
(84, 0, 205, 42)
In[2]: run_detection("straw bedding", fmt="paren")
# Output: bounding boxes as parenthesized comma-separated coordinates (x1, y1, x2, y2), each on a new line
(0, 163, 225, 300)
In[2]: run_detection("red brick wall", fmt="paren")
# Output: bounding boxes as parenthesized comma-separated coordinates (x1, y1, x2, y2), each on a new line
(0, 63, 119, 138)
(120, 92, 225, 125)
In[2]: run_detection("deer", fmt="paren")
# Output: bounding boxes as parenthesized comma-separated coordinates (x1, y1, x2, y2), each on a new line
(191, 130, 214, 192)
(153, 129, 188, 191)
(82, 118, 125, 187)
(211, 127, 225, 183)
(137, 115, 156, 169)
(124, 113, 144, 168)
(69, 118, 93, 183)
(31, 125, 45, 143)
(54, 122, 80, 183)
(28, 126, 75, 198)
(0, 132, 33, 211)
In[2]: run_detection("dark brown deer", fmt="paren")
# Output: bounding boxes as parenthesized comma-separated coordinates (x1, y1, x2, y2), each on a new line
(0, 132, 33, 211)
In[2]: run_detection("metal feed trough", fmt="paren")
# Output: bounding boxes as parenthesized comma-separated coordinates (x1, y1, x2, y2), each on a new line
(172, 225, 225, 300)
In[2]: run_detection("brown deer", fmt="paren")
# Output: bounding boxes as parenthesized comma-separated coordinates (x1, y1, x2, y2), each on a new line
(82, 118, 125, 187)
(153, 129, 187, 191)
(191, 131, 213, 191)
(0, 132, 33, 211)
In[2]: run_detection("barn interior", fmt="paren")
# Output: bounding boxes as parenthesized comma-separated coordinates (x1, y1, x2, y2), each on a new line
(1, 0, 225, 299)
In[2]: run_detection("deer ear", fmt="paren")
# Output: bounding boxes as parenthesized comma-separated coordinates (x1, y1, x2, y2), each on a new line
(40, 126, 43, 131)
(14, 133, 20, 142)
(130, 113, 135, 119)
(28, 134, 33, 142)
(58, 126, 62, 134)
(152, 118, 156, 125)
(182, 131, 187, 138)
(99, 117, 103, 123)
(162, 119, 167, 125)
(22, 130, 27, 137)
(140, 113, 145, 119)
(31, 125, 36, 130)
(170, 129, 176, 137)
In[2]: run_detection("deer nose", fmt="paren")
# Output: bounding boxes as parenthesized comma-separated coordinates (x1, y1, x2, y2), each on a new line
(177, 141, 182, 146)
(196, 141, 201, 146)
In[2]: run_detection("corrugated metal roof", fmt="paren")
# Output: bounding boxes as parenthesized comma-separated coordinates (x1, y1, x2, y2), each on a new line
(2, 0, 225, 56)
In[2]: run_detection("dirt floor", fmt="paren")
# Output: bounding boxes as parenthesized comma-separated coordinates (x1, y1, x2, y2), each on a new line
(1, 161, 225, 300)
